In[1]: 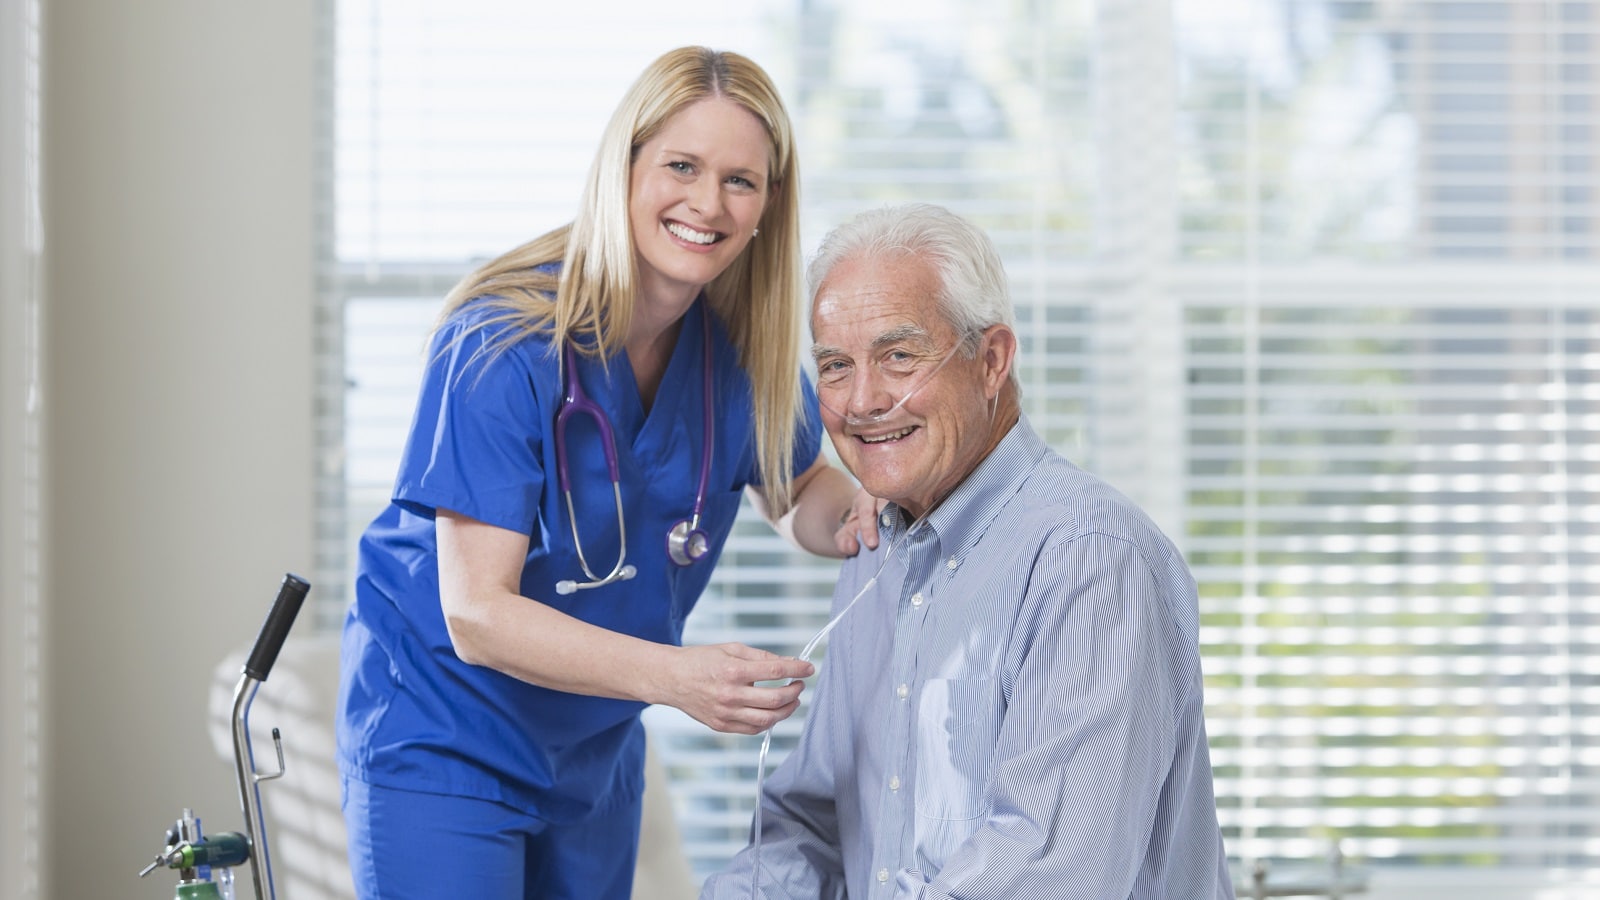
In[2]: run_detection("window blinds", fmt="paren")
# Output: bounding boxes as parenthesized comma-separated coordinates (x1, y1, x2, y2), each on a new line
(323, 0, 1600, 891)
(1, 0, 44, 894)
(1177, 1, 1600, 887)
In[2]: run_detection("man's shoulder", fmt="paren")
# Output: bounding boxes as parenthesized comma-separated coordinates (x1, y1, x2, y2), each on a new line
(1014, 450, 1139, 520)
(1011, 451, 1181, 558)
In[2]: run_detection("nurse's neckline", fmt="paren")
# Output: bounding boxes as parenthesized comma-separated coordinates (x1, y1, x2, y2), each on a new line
(624, 315, 687, 413)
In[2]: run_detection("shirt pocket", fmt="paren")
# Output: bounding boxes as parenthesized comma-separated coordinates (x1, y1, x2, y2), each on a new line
(915, 677, 1002, 821)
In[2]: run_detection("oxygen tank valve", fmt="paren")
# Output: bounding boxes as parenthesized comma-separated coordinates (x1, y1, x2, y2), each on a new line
(138, 808, 251, 899)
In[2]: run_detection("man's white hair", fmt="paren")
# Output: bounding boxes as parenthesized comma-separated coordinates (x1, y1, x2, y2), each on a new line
(807, 202, 1015, 353)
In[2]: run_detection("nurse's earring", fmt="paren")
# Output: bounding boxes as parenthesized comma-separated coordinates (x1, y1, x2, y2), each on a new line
(752, 227, 760, 238)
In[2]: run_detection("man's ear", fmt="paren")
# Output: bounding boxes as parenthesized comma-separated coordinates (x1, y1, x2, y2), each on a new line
(980, 324, 1017, 396)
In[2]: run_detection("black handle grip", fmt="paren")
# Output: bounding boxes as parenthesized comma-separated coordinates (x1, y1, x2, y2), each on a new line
(242, 573, 311, 682)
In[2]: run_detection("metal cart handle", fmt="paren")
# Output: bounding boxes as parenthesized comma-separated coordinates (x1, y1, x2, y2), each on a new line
(232, 573, 310, 900)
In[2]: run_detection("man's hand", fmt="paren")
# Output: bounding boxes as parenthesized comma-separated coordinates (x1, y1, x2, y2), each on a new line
(833, 487, 886, 556)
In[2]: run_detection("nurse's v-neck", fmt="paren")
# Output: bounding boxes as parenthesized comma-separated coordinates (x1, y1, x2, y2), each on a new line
(607, 302, 707, 461)
(623, 314, 684, 413)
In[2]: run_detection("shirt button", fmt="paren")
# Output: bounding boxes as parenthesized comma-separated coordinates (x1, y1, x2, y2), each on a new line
(896, 683, 909, 699)
(889, 775, 901, 791)
(911, 592, 924, 607)
(878, 868, 889, 883)
(880, 511, 893, 526)
(946, 557, 958, 570)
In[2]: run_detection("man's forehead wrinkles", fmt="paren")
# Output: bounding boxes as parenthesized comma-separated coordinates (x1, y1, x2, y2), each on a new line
(870, 323, 929, 348)
(810, 322, 932, 361)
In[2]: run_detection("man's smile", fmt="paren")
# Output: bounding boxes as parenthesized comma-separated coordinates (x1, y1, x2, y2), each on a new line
(855, 425, 918, 445)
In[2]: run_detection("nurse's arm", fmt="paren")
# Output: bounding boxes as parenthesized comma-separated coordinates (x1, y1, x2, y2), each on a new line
(754, 453, 881, 558)
(435, 508, 814, 734)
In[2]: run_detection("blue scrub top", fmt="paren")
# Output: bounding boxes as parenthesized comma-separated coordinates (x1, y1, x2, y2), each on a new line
(336, 295, 823, 824)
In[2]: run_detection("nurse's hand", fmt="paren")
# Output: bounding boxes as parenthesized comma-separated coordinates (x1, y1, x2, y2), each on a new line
(833, 487, 885, 556)
(664, 643, 815, 735)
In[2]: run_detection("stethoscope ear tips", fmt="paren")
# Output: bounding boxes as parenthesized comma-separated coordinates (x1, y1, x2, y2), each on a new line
(555, 564, 638, 596)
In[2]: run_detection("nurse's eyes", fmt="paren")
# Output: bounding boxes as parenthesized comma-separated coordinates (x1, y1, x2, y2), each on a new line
(664, 160, 761, 193)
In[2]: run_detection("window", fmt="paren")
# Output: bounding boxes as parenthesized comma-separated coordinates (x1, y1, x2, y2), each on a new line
(323, 0, 1600, 892)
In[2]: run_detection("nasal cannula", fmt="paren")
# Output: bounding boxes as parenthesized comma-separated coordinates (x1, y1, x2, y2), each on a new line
(748, 521, 917, 896)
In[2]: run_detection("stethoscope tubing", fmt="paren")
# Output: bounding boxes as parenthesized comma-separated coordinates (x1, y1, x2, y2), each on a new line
(688, 314, 713, 529)
(553, 311, 714, 594)
(664, 313, 716, 564)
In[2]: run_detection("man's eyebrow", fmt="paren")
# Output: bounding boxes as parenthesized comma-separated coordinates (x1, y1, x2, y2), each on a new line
(811, 324, 931, 361)
(870, 324, 929, 349)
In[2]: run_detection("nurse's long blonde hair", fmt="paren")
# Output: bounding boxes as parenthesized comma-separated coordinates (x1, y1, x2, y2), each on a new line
(437, 46, 807, 513)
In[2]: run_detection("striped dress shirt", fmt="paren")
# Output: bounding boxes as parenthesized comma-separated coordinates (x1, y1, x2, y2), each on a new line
(702, 415, 1234, 899)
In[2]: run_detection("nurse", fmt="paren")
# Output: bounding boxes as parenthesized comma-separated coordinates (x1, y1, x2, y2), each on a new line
(335, 46, 874, 899)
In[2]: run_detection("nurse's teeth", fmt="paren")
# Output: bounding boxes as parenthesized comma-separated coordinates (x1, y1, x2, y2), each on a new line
(667, 222, 719, 244)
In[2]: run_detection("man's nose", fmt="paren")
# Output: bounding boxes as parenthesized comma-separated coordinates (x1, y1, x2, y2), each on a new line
(843, 365, 894, 420)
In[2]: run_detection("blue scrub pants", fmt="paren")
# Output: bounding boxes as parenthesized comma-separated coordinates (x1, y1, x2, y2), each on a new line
(342, 776, 642, 899)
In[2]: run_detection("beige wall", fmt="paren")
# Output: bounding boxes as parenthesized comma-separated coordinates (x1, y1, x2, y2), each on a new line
(41, 1, 316, 897)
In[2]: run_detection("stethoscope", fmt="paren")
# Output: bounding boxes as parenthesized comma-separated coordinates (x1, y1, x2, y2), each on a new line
(553, 312, 714, 595)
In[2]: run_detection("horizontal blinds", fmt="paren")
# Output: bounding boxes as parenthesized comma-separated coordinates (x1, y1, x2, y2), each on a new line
(1174, 0, 1600, 263)
(1178, 0, 1600, 876)
(1185, 267, 1600, 871)
(332, 0, 778, 265)
(323, 0, 1600, 890)
(1, 0, 43, 894)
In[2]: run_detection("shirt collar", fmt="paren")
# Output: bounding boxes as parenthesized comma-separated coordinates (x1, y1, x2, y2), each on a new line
(880, 413, 1051, 562)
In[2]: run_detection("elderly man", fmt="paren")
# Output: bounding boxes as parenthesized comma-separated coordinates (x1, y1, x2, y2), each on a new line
(702, 203, 1233, 899)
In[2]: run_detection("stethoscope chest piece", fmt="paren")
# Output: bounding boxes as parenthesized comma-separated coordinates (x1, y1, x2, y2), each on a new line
(667, 518, 711, 567)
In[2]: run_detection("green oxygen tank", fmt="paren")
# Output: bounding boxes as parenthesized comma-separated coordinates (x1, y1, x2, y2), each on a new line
(173, 882, 226, 900)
